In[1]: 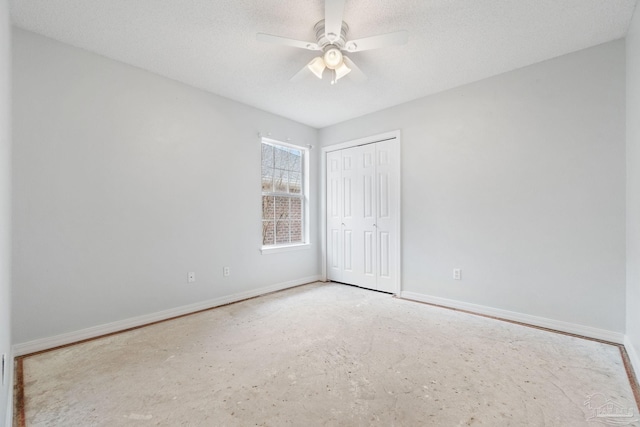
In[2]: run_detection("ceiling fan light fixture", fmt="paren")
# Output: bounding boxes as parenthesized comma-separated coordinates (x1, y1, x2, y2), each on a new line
(330, 62, 352, 85)
(257, 0, 409, 84)
(335, 61, 351, 80)
(308, 57, 326, 79)
(323, 47, 343, 69)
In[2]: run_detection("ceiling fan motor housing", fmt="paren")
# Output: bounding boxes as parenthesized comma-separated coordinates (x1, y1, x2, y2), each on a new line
(314, 19, 349, 50)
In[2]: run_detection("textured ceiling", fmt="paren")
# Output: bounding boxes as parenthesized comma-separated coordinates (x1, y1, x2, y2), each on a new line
(10, 0, 639, 128)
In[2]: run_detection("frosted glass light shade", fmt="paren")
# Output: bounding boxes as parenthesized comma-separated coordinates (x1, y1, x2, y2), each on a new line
(323, 48, 343, 69)
(334, 62, 351, 81)
(307, 57, 326, 79)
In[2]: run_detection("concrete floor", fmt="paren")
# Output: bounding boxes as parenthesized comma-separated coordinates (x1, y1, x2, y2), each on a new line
(18, 282, 639, 426)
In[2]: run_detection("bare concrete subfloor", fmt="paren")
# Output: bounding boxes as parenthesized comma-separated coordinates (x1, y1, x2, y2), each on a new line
(18, 282, 640, 426)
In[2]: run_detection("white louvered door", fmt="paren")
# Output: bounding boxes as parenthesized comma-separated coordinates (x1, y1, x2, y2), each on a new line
(326, 138, 399, 293)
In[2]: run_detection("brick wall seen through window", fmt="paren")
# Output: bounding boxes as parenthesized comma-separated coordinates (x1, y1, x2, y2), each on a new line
(261, 139, 306, 246)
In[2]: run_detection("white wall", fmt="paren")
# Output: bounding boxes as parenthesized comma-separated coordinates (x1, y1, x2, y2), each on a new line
(320, 41, 626, 334)
(12, 28, 320, 345)
(626, 3, 640, 373)
(0, 1, 12, 425)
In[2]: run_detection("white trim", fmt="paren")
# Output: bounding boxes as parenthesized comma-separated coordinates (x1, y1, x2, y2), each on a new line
(303, 141, 311, 245)
(260, 243, 311, 254)
(260, 137, 311, 249)
(394, 136, 402, 296)
(13, 276, 322, 357)
(323, 130, 400, 153)
(624, 335, 640, 383)
(260, 137, 302, 151)
(3, 359, 12, 427)
(320, 145, 327, 281)
(321, 130, 402, 295)
(400, 291, 625, 344)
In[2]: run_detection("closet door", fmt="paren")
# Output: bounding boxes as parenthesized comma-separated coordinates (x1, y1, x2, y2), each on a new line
(328, 145, 375, 287)
(374, 139, 397, 293)
(340, 147, 358, 285)
(352, 144, 377, 289)
(326, 139, 399, 293)
(326, 150, 343, 283)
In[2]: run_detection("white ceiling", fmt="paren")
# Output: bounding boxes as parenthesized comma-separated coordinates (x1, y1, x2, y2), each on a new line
(10, 0, 639, 128)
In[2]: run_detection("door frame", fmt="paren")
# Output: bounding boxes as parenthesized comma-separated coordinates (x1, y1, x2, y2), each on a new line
(320, 130, 402, 295)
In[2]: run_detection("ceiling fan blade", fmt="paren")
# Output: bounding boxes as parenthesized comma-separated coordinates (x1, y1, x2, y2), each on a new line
(257, 33, 320, 51)
(290, 57, 326, 82)
(325, 0, 345, 42)
(343, 57, 367, 82)
(344, 31, 408, 52)
(290, 65, 311, 83)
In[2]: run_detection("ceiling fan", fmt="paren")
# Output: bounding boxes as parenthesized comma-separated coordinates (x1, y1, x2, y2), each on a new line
(256, 0, 408, 85)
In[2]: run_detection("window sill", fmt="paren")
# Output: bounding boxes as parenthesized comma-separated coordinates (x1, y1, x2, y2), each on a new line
(261, 243, 311, 255)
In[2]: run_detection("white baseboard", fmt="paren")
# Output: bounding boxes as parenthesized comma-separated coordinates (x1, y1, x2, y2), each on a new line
(13, 276, 322, 357)
(399, 291, 625, 344)
(624, 335, 640, 382)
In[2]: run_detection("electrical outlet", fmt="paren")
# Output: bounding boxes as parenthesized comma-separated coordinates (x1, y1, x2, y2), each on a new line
(188, 272, 195, 283)
(453, 268, 462, 280)
(223, 266, 230, 277)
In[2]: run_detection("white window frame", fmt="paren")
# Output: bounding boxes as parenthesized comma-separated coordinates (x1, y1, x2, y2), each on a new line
(260, 137, 310, 254)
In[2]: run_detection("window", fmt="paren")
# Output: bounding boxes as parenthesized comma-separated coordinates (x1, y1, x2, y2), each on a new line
(261, 138, 308, 248)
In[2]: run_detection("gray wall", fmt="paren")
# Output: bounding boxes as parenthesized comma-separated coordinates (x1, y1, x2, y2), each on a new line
(627, 4, 640, 366)
(320, 41, 626, 333)
(0, 0, 12, 424)
(10, 19, 631, 353)
(12, 29, 320, 344)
